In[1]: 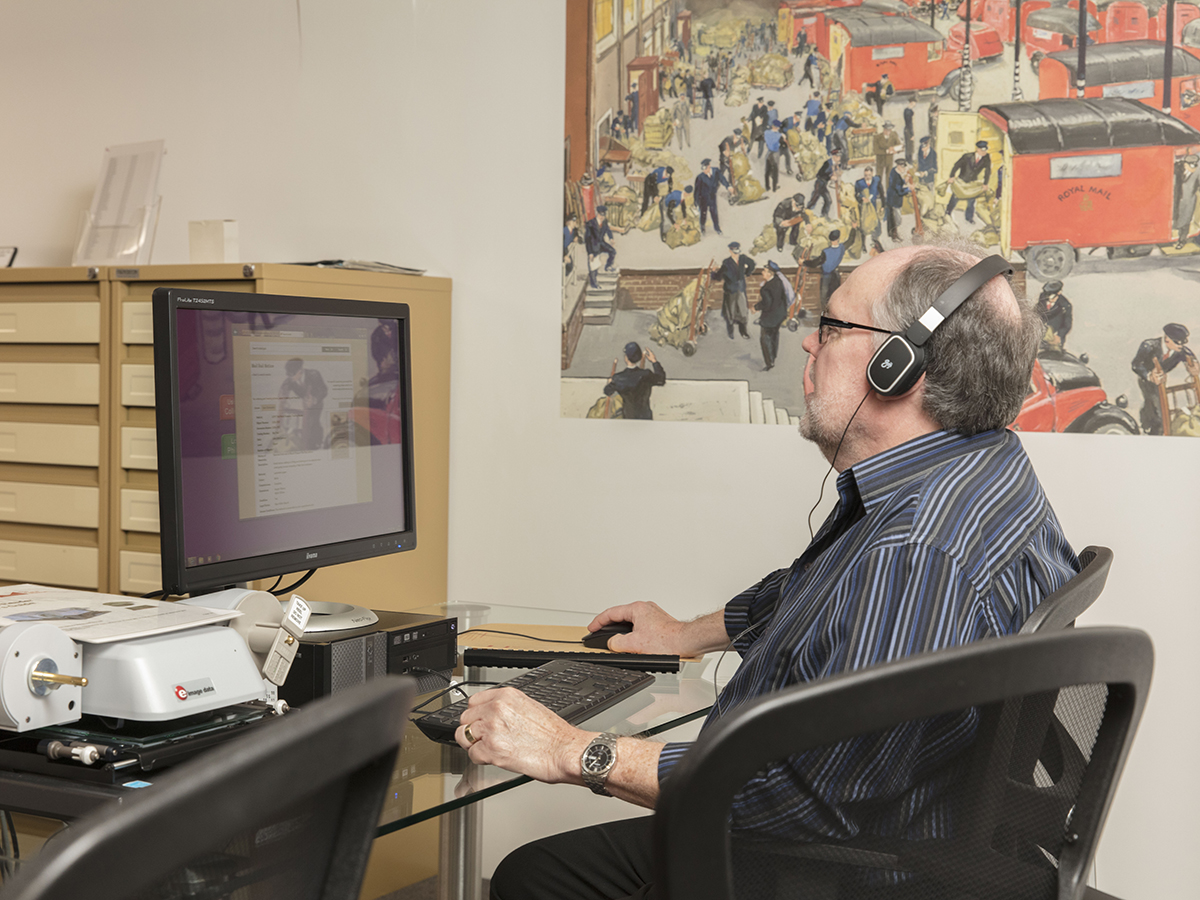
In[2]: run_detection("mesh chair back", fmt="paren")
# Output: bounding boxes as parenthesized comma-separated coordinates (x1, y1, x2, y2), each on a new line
(655, 628, 1152, 900)
(3, 675, 415, 900)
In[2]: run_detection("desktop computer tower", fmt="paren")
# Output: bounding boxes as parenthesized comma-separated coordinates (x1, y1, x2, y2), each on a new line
(280, 610, 458, 707)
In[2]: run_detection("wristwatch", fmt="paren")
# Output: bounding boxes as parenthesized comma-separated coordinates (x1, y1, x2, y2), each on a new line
(580, 733, 619, 796)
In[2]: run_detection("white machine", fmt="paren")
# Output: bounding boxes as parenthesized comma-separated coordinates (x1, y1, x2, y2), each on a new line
(0, 585, 310, 737)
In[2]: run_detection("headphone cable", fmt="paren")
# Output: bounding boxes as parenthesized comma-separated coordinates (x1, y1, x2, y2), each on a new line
(807, 390, 871, 539)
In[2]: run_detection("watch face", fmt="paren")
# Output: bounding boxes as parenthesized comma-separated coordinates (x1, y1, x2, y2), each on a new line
(582, 743, 615, 774)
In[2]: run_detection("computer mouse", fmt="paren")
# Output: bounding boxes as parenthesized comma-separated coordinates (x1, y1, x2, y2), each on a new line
(582, 621, 634, 650)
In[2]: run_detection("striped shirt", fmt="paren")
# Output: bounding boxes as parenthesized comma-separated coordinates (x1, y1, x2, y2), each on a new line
(657, 428, 1078, 842)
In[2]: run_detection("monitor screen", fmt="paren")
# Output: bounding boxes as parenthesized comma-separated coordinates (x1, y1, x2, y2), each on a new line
(152, 288, 416, 597)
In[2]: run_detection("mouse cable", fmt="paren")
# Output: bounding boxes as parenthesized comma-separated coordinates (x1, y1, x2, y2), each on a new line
(806, 390, 871, 540)
(458, 627, 586, 645)
(409, 678, 503, 713)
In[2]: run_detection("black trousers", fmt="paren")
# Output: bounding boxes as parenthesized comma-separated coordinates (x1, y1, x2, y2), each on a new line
(761, 325, 781, 367)
(490, 817, 658, 900)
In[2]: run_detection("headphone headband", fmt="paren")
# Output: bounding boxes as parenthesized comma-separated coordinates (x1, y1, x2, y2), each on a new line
(904, 254, 1012, 347)
(866, 254, 1013, 398)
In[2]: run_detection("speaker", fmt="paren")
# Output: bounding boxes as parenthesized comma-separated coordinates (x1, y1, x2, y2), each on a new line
(866, 254, 1012, 397)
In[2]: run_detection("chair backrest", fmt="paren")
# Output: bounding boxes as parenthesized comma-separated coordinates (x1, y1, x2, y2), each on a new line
(1020, 546, 1113, 635)
(654, 627, 1152, 900)
(3, 675, 415, 900)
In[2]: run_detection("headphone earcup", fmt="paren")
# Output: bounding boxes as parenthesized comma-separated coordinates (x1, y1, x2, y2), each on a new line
(867, 335, 926, 398)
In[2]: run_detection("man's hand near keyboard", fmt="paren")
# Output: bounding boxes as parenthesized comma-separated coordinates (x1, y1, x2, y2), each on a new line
(454, 602, 730, 808)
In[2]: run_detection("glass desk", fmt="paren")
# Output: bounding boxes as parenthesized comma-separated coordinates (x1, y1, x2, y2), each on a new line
(0, 602, 727, 900)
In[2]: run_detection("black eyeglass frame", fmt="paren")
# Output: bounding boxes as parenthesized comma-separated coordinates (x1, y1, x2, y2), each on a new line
(817, 315, 893, 344)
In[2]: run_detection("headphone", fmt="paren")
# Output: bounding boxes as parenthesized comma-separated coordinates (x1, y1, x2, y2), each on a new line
(866, 254, 1013, 398)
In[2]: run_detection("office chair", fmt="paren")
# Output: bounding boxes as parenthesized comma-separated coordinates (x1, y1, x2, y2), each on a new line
(654, 627, 1152, 900)
(1020, 546, 1113, 635)
(1, 675, 416, 900)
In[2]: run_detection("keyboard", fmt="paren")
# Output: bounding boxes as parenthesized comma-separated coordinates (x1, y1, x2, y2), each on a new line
(412, 658, 655, 744)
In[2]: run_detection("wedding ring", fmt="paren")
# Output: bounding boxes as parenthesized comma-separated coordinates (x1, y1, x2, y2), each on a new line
(464, 723, 480, 744)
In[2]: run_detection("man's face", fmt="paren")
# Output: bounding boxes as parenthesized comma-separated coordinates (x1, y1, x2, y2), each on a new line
(799, 254, 900, 463)
(1165, 335, 1183, 354)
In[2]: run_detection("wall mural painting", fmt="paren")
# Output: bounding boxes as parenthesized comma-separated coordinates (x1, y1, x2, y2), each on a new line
(560, 0, 1200, 434)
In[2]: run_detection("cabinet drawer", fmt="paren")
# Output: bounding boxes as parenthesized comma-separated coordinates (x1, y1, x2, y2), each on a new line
(0, 481, 99, 528)
(121, 364, 156, 407)
(0, 422, 100, 466)
(0, 303, 101, 343)
(121, 427, 157, 470)
(121, 488, 160, 533)
(122, 302, 154, 344)
(119, 550, 161, 594)
(0, 363, 100, 404)
(0, 539, 98, 589)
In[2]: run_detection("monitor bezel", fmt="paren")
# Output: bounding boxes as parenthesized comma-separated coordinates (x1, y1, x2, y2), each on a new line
(152, 287, 417, 598)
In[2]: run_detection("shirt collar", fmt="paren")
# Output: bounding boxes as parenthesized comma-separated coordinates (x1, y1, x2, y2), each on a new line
(838, 429, 1009, 512)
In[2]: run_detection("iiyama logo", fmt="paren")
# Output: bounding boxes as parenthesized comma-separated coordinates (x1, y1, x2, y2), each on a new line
(306, 552, 318, 559)
(880, 358, 894, 369)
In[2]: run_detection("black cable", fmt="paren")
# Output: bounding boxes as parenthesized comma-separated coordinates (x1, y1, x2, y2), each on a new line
(140, 588, 170, 600)
(266, 574, 284, 593)
(458, 628, 587, 645)
(271, 569, 316, 596)
(410, 679, 503, 713)
(807, 390, 871, 540)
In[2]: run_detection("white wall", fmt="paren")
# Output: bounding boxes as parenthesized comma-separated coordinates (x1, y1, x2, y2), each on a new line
(1, 2, 1195, 897)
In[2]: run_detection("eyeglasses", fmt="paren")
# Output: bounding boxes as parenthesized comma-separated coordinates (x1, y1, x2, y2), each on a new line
(817, 315, 893, 345)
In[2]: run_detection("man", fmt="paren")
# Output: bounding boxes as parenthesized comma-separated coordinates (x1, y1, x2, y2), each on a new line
(602, 342, 666, 420)
(718, 132, 740, 188)
(710, 241, 756, 339)
(1174, 154, 1199, 249)
(917, 135, 937, 187)
(694, 158, 731, 236)
(804, 91, 822, 131)
(698, 74, 716, 120)
(1131, 323, 1199, 434)
(903, 96, 917, 162)
(625, 81, 640, 133)
(854, 165, 883, 239)
(802, 228, 846, 304)
(584, 206, 617, 288)
(1035, 280, 1073, 348)
(562, 212, 579, 278)
(671, 98, 691, 150)
(755, 260, 790, 370)
(873, 120, 902, 185)
(801, 50, 819, 88)
(928, 102, 940, 152)
(807, 149, 840, 217)
(640, 165, 673, 217)
(763, 121, 784, 192)
(831, 109, 861, 168)
(278, 358, 328, 451)
(886, 158, 912, 242)
(773, 192, 809, 251)
(658, 185, 692, 242)
(864, 72, 893, 115)
(481, 239, 1077, 900)
(947, 141, 992, 225)
(750, 96, 770, 158)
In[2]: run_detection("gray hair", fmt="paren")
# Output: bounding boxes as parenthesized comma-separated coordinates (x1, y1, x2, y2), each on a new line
(871, 237, 1041, 435)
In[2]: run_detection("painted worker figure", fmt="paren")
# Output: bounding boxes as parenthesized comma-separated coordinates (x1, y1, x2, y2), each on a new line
(763, 122, 785, 192)
(946, 141, 992, 225)
(831, 110, 861, 169)
(641, 166, 674, 217)
(603, 342, 666, 421)
(885, 159, 912, 243)
(755, 260, 790, 371)
(563, 212, 579, 278)
(698, 75, 716, 119)
(801, 50, 819, 87)
(804, 91, 822, 131)
(802, 228, 846, 304)
(659, 185, 693, 242)
(625, 82, 640, 133)
(1174, 154, 1200, 249)
(854, 166, 883, 239)
(584, 206, 617, 288)
(873, 121, 903, 184)
(773, 193, 810, 251)
(1035, 280, 1073, 348)
(903, 97, 917, 162)
(807, 149, 841, 217)
(1131, 323, 1199, 435)
(751, 96, 770, 158)
(917, 136, 937, 187)
(711, 241, 756, 340)
(864, 73, 893, 115)
(694, 158, 731, 237)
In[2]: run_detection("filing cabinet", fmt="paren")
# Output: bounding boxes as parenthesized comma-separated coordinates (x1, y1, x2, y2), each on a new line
(0, 267, 110, 590)
(0, 263, 451, 606)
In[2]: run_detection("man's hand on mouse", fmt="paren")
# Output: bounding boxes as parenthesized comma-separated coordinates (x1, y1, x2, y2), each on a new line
(587, 601, 730, 657)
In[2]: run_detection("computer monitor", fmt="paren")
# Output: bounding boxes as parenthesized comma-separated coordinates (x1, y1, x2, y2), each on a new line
(152, 288, 416, 597)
